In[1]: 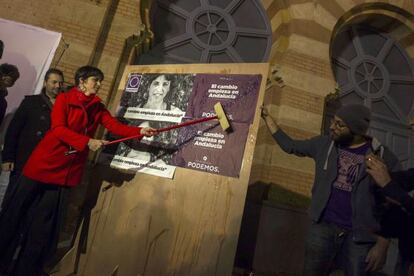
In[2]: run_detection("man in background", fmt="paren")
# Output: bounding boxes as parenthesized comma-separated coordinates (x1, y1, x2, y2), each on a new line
(366, 153, 414, 276)
(1, 68, 64, 208)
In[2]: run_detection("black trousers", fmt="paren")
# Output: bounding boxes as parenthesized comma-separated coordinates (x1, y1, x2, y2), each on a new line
(0, 175, 69, 276)
(1, 170, 21, 209)
(381, 205, 414, 276)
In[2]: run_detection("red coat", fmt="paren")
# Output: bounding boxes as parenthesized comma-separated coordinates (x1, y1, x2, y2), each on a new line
(23, 87, 141, 186)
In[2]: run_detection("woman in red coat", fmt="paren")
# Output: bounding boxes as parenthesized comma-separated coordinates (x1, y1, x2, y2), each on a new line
(0, 66, 157, 276)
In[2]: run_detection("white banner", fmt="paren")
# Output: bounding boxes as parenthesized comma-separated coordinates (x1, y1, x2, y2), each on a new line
(0, 18, 61, 123)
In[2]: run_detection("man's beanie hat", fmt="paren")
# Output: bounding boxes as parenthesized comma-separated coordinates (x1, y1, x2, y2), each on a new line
(335, 104, 371, 135)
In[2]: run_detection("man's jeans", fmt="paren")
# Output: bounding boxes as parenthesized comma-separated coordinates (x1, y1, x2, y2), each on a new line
(304, 222, 374, 276)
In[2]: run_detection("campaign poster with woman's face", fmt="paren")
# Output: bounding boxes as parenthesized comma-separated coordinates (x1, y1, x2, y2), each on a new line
(105, 72, 261, 179)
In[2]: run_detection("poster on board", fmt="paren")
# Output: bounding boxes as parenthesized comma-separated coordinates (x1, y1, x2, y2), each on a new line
(102, 72, 262, 179)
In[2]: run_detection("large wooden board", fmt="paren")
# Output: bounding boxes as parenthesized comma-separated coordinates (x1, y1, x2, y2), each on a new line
(57, 63, 269, 276)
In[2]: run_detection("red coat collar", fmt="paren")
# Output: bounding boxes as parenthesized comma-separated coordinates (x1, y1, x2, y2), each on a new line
(66, 87, 102, 107)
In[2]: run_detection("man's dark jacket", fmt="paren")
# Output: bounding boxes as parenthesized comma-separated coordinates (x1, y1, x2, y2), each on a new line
(0, 88, 8, 126)
(384, 169, 414, 214)
(2, 94, 52, 172)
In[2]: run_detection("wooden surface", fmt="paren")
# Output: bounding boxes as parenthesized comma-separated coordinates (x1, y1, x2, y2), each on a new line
(55, 63, 269, 276)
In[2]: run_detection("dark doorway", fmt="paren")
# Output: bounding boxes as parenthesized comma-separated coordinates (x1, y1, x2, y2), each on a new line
(327, 24, 414, 168)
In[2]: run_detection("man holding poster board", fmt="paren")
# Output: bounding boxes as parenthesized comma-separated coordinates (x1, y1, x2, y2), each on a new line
(261, 104, 400, 275)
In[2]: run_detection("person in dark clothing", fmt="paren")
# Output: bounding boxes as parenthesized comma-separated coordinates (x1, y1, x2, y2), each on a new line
(261, 104, 400, 275)
(366, 154, 414, 276)
(0, 40, 4, 59)
(1, 68, 64, 209)
(0, 63, 20, 126)
(366, 154, 414, 213)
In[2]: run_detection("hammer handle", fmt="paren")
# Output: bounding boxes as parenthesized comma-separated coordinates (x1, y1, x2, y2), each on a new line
(157, 115, 217, 132)
(65, 116, 218, 155)
(105, 116, 218, 145)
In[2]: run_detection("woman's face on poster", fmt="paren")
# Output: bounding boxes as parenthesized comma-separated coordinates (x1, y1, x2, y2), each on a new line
(148, 75, 171, 101)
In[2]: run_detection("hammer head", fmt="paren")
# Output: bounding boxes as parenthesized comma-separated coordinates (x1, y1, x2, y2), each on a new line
(214, 102, 230, 131)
